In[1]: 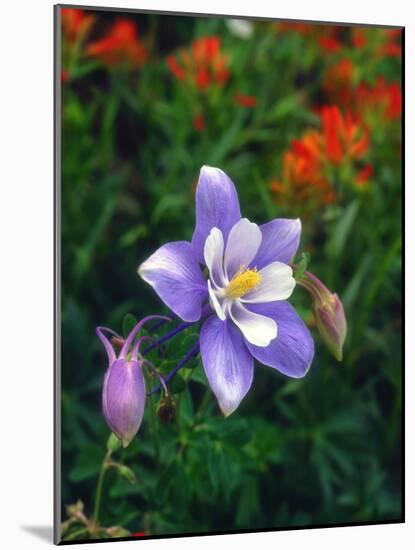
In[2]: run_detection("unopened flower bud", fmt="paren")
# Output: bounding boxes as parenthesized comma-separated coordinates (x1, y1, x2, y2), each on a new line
(96, 315, 169, 447)
(297, 271, 347, 361)
(102, 358, 146, 448)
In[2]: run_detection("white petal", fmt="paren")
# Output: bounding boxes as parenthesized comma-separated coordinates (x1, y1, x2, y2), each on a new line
(208, 280, 226, 321)
(204, 227, 226, 288)
(224, 218, 262, 279)
(229, 301, 277, 347)
(241, 262, 296, 303)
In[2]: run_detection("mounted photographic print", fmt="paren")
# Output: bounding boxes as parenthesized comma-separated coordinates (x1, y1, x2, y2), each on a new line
(54, 4, 404, 544)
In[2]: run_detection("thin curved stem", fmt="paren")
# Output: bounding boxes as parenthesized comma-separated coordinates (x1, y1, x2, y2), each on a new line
(91, 448, 112, 534)
(144, 360, 169, 395)
(120, 315, 171, 359)
(141, 321, 191, 355)
(131, 335, 154, 361)
(141, 304, 212, 356)
(149, 317, 171, 333)
(147, 340, 200, 396)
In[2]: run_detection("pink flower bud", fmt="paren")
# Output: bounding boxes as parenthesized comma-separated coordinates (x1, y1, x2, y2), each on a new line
(96, 315, 169, 447)
(298, 271, 347, 361)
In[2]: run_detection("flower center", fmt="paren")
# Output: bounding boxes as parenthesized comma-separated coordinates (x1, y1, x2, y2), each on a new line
(225, 267, 261, 299)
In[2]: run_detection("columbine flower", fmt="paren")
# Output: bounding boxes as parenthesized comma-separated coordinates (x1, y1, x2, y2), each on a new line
(97, 316, 167, 446)
(138, 166, 314, 416)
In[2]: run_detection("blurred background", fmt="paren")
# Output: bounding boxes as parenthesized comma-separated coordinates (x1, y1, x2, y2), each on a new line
(60, 7, 402, 539)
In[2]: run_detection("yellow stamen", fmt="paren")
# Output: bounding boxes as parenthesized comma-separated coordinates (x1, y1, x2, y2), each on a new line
(225, 267, 261, 299)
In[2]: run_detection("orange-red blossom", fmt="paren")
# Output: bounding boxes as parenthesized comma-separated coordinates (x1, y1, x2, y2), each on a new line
(61, 8, 95, 42)
(271, 106, 372, 208)
(167, 36, 229, 89)
(86, 18, 147, 67)
(323, 60, 402, 122)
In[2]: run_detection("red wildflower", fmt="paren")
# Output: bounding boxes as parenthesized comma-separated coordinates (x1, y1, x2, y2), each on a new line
(356, 77, 402, 121)
(319, 36, 342, 53)
(378, 28, 402, 57)
(61, 8, 94, 42)
(132, 532, 146, 537)
(86, 18, 147, 67)
(196, 67, 210, 89)
(386, 82, 403, 119)
(355, 164, 373, 186)
(193, 114, 205, 132)
(234, 92, 257, 108)
(166, 56, 186, 80)
(61, 69, 70, 82)
(321, 106, 369, 164)
(323, 59, 355, 107)
(167, 36, 229, 90)
(271, 104, 371, 210)
(351, 28, 367, 49)
(270, 131, 335, 210)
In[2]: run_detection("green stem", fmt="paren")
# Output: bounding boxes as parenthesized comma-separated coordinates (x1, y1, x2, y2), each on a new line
(149, 393, 161, 464)
(92, 448, 112, 534)
(196, 388, 211, 421)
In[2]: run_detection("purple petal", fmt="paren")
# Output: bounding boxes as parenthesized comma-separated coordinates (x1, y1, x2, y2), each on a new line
(200, 315, 254, 416)
(103, 359, 146, 447)
(192, 166, 241, 263)
(138, 241, 207, 322)
(120, 315, 170, 359)
(252, 218, 302, 270)
(96, 327, 117, 365)
(245, 301, 314, 378)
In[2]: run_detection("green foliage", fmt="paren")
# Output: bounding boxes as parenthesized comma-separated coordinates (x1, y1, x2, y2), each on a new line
(60, 10, 402, 541)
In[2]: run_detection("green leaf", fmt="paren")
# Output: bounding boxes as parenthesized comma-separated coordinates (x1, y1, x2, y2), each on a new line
(207, 444, 233, 494)
(178, 389, 194, 424)
(191, 363, 208, 386)
(69, 444, 103, 482)
(169, 373, 187, 394)
(122, 313, 137, 338)
(151, 194, 188, 224)
(166, 330, 199, 361)
(119, 224, 148, 248)
(326, 200, 360, 259)
(294, 252, 311, 280)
